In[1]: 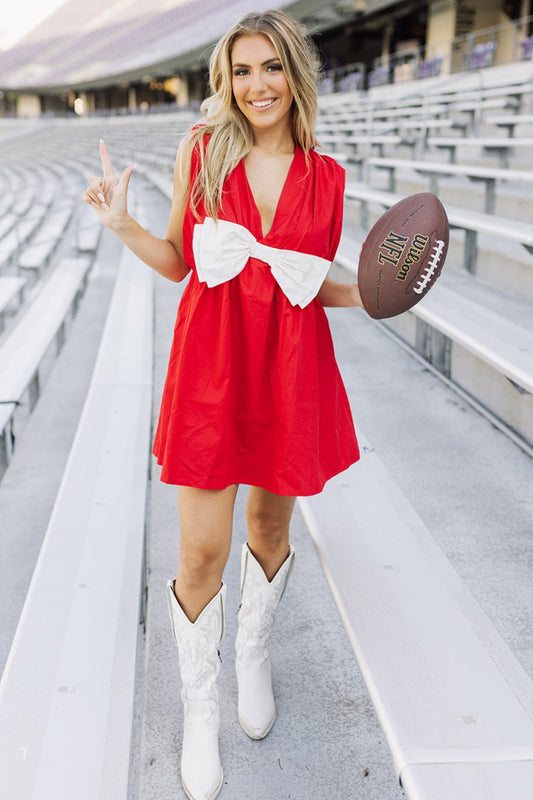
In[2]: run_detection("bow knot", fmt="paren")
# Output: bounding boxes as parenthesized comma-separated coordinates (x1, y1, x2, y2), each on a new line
(192, 217, 331, 308)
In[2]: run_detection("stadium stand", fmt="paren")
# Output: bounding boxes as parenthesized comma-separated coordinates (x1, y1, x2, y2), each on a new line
(75, 203, 104, 253)
(425, 134, 533, 168)
(324, 70, 533, 451)
(301, 439, 533, 799)
(0, 0, 290, 93)
(487, 112, 533, 135)
(0, 277, 25, 332)
(343, 182, 533, 268)
(0, 237, 153, 800)
(18, 204, 75, 278)
(0, 256, 91, 475)
(0, 210, 17, 242)
(0, 2, 532, 799)
(364, 156, 533, 213)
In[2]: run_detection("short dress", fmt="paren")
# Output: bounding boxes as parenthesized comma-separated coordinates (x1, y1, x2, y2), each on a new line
(152, 142, 360, 496)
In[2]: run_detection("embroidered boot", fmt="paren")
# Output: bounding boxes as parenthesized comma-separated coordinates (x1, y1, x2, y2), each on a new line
(235, 543, 295, 739)
(166, 581, 226, 800)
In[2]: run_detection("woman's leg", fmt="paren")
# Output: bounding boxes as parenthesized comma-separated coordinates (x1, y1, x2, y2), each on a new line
(174, 484, 239, 620)
(236, 486, 297, 739)
(167, 484, 238, 800)
(245, 486, 296, 579)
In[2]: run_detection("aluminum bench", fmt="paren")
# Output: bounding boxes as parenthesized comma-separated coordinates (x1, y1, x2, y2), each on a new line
(0, 256, 90, 473)
(0, 243, 153, 800)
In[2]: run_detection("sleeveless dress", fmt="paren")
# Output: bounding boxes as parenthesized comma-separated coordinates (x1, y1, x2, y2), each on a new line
(152, 143, 360, 496)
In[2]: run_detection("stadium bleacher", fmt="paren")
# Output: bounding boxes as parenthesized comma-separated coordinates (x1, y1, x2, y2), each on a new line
(0, 277, 25, 332)
(0, 0, 291, 92)
(0, 256, 91, 473)
(0, 233, 153, 800)
(0, 4, 532, 799)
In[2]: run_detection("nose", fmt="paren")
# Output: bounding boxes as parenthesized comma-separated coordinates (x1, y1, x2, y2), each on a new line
(250, 68, 267, 93)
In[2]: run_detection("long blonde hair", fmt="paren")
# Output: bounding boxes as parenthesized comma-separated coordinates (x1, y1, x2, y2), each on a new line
(176, 9, 320, 219)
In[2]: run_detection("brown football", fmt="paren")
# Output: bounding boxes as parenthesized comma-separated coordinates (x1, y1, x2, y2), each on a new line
(358, 193, 449, 319)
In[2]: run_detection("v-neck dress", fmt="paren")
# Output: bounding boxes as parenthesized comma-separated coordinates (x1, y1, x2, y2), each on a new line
(153, 144, 360, 496)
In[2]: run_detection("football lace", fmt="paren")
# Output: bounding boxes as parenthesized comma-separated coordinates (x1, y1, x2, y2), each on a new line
(413, 239, 446, 296)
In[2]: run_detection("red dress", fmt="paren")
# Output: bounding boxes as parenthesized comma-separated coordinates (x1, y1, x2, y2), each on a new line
(153, 144, 360, 495)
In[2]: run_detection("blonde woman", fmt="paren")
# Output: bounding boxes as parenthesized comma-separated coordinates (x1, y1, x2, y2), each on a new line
(83, 9, 363, 800)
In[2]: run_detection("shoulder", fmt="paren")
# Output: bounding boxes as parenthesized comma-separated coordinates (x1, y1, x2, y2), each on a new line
(308, 149, 345, 182)
(306, 149, 345, 203)
(183, 124, 210, 155)
(175, 125, 211, 176)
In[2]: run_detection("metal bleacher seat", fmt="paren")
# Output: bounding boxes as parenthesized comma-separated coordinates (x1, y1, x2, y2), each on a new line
(300, 432, 533, 800)
(0, 235, 153, 799)
(75, 203, 103, 253)
(18, 203, 74, 278)
(0, 172, 56, 273)
(364, 156, 533, 214)
(343, 182, 533, 269)
(485, 113, 533, 137)
(0, 210, 18, 241)
(426, 134, 533, 168)
(336, 195, 533, 449)
(0, 255, 91, 474)
(0, 276, 25, 332)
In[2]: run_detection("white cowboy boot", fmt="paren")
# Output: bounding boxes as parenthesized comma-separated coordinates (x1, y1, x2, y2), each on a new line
(166, 581, 226, 800)
(235, 543, 295, 739)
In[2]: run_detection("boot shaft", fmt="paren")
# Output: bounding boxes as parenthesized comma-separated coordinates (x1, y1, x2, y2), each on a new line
(167, 582, 226, 716)
(236, 545, 295, 660)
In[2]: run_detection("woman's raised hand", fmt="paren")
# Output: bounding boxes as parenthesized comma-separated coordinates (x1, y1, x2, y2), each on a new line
(81, 139, 136, 229)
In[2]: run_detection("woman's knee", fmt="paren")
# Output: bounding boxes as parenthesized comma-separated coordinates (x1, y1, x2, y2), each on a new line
(247, 509, 286, 544)
(246, 490, 296, 545)
(176, 484, 236, 587)
(178, 542, 226, 588)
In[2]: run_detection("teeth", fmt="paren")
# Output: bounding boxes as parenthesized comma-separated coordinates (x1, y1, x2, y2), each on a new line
(251, 99, 275, 108)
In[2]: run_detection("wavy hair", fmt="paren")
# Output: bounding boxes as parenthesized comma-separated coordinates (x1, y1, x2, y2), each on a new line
(175, 9, 321, 219)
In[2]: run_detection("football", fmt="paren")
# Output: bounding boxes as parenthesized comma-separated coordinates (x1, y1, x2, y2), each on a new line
(357, 193, 449, 319)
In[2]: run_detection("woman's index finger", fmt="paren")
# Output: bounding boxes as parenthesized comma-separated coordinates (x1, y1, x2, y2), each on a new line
(99, 139, 116, 181)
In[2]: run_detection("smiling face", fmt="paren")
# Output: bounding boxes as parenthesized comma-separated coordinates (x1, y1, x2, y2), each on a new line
(231, 34, 294, 135)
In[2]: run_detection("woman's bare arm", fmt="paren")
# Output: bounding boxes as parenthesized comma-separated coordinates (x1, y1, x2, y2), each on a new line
(81, 139, 190, 283)
(317, 278, 363, 308)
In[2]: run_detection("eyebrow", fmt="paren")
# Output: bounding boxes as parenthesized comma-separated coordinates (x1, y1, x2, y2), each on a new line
(231, 57, 281, 68)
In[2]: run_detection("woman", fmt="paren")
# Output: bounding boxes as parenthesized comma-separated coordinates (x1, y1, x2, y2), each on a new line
(82, 9, 363, 800)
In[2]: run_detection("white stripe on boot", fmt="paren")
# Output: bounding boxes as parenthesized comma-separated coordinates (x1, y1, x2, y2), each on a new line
(235, 544, 295, 739)
(166, 581, 226, 800)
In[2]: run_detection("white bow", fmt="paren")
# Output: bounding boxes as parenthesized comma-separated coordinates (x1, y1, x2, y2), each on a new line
(192, 217, 331, 308)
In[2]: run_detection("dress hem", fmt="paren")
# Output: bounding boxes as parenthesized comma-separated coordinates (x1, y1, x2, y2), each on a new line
(152, 452, 360, 497)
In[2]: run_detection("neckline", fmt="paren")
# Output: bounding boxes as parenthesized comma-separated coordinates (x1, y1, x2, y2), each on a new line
(241, 145, 301, 240)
